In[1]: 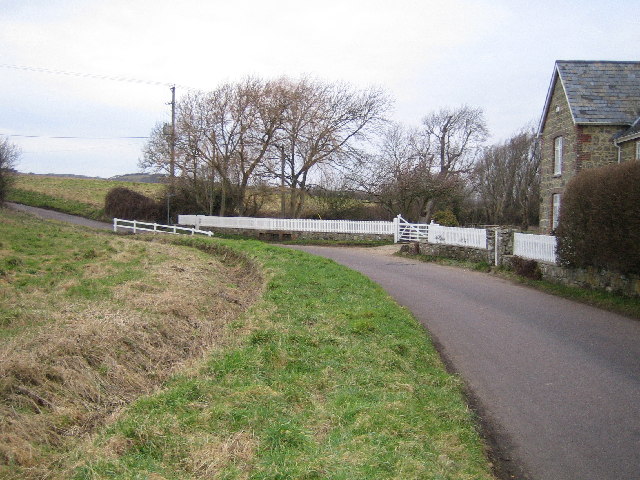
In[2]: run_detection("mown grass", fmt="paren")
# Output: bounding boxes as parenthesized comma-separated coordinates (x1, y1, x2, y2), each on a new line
(7, 174, 165, 220)
(73, 237, 495, 480)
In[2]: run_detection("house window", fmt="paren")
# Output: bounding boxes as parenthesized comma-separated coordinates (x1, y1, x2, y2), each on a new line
(554, 136, 563, 175)
(552, 193, 562, 230)
(636, 141, 640, 160)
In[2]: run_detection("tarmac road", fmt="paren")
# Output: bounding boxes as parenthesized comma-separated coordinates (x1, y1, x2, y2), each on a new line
(288, 245, 640, 480)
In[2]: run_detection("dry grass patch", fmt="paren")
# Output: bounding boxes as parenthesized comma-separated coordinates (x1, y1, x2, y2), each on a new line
(0, 211, 262, 479)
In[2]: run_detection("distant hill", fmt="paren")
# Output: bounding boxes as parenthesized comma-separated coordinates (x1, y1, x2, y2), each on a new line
(21, 172, 103, 180)
(109, 173, 167, 184)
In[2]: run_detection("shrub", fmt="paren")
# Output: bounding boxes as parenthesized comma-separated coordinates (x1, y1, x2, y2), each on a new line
(510, 256, 542, 280)
(556, 161, 640, 275)
(104, 187, 162, 222)
(0, 137, 19, 206)
(433, 209, 459, 226)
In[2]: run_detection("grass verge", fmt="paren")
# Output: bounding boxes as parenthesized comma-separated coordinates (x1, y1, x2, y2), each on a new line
(72, 238, 495, 480)
(398, 252, 640, 320)
(7, 188, 106, 221)
(495, 270, 640, 319)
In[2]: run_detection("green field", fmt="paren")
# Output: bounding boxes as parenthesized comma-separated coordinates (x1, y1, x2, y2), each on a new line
(7, 174, 165, 220)
(0, 207, 495, 479)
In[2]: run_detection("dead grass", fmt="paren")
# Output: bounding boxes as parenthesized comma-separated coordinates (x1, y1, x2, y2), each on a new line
(0, 235, 263, 479)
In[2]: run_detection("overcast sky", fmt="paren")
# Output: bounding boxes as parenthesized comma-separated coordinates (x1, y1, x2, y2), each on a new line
(1, 0, 638, 177)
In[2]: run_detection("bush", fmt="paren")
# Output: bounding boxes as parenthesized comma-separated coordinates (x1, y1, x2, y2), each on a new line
(0, 137, 19, 206)
(104, 187, 162, 222)
(510, 256, 542, 280)
(556, 161, 640, 275)
(433, 209, 459, 226)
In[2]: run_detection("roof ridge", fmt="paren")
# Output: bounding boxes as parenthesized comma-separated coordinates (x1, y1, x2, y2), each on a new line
(556, 60, 640, 64)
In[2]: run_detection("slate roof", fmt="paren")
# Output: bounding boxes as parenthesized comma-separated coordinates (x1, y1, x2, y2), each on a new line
(555, 60, 640, 125)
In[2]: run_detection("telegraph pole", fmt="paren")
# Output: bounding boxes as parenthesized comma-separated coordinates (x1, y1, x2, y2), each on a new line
(167, 85, 176, 225)
(169, 85, 176, 187)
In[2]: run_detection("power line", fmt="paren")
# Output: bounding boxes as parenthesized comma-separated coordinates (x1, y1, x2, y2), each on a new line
(0, 63, 192, 89)
(4, 133, 149, 139)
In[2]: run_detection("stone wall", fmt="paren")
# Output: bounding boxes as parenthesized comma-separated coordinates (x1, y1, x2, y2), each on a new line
(413, 227, 640, 298)
(417, 242, 491, 264)
(539, 77, 577, 233)
(619, 138, 639, 163)
(202, 226, 393, 243)
(537, 263, 640, 298)
(578, 124, 621, 170)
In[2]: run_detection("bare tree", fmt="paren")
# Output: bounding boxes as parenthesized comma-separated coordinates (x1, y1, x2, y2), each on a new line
(0, 137, 20, 206)
(266, 78, 391, 218)
(418, 105, 488, 221)
(352, 117, 474, 222)
(142, 78, 285, 216)
(473, 127, 540, 228)
(142, 77, 389, 218)
(351, 123, 427, 219)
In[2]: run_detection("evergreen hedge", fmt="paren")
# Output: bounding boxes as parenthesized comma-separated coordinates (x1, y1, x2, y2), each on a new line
(104, 187, 163, 223)
(556, 161, 640, 275)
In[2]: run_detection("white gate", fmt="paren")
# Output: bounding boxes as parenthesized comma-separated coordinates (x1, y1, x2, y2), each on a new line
(394, 215, 429, 243)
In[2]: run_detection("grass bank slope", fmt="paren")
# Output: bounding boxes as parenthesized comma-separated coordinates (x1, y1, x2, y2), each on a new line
(0, 209, 260, 478)
(74, 238, 495, 480)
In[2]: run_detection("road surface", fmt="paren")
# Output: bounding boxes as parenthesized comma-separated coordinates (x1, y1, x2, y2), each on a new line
(289, 245, 640, 480)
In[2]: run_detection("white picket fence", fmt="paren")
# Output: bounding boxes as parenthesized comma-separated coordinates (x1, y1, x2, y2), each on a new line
(177, 214, 561, 263)
(178, 215, 395, 235)
(113, 218, 213, 237)
(428, 224, 487, 249)
(513, 232, 557, 264)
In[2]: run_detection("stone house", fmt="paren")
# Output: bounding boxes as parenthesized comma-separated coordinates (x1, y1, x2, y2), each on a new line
(538, 60, 640, 233)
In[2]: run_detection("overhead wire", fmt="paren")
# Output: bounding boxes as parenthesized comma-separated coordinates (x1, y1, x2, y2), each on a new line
(3, 134, 149, 139)
(0, 63, 187, 141)
(0, 63, 192, 89)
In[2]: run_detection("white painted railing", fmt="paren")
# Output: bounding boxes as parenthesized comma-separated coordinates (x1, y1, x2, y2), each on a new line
(113, 218, 213, 237)
(513, 233, 557, 264)
(178, 215, 394, 235)
(428, 224, 487, 249)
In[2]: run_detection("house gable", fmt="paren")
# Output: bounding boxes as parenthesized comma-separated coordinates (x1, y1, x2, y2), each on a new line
(537, 60, 640, 233)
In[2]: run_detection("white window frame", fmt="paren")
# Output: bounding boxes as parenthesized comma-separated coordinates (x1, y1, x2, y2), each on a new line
(635, 140, 640, 160)
(552, 193, 561, 230)
(554, 136, 563, 176)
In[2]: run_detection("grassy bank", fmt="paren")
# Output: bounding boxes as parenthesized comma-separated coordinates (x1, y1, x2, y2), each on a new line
(0, 209, 260, 478)
(72, 236, 494, 479)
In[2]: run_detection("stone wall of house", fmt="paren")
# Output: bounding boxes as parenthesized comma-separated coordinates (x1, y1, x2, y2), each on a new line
(539, 78, 578, 233)
(619, 138, 639, 162)
(577, 124, 622, 170)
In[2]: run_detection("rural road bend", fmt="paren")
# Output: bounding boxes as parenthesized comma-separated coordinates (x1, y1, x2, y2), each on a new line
(7, 204, 640, 479)
(288, 245, 640, 480)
